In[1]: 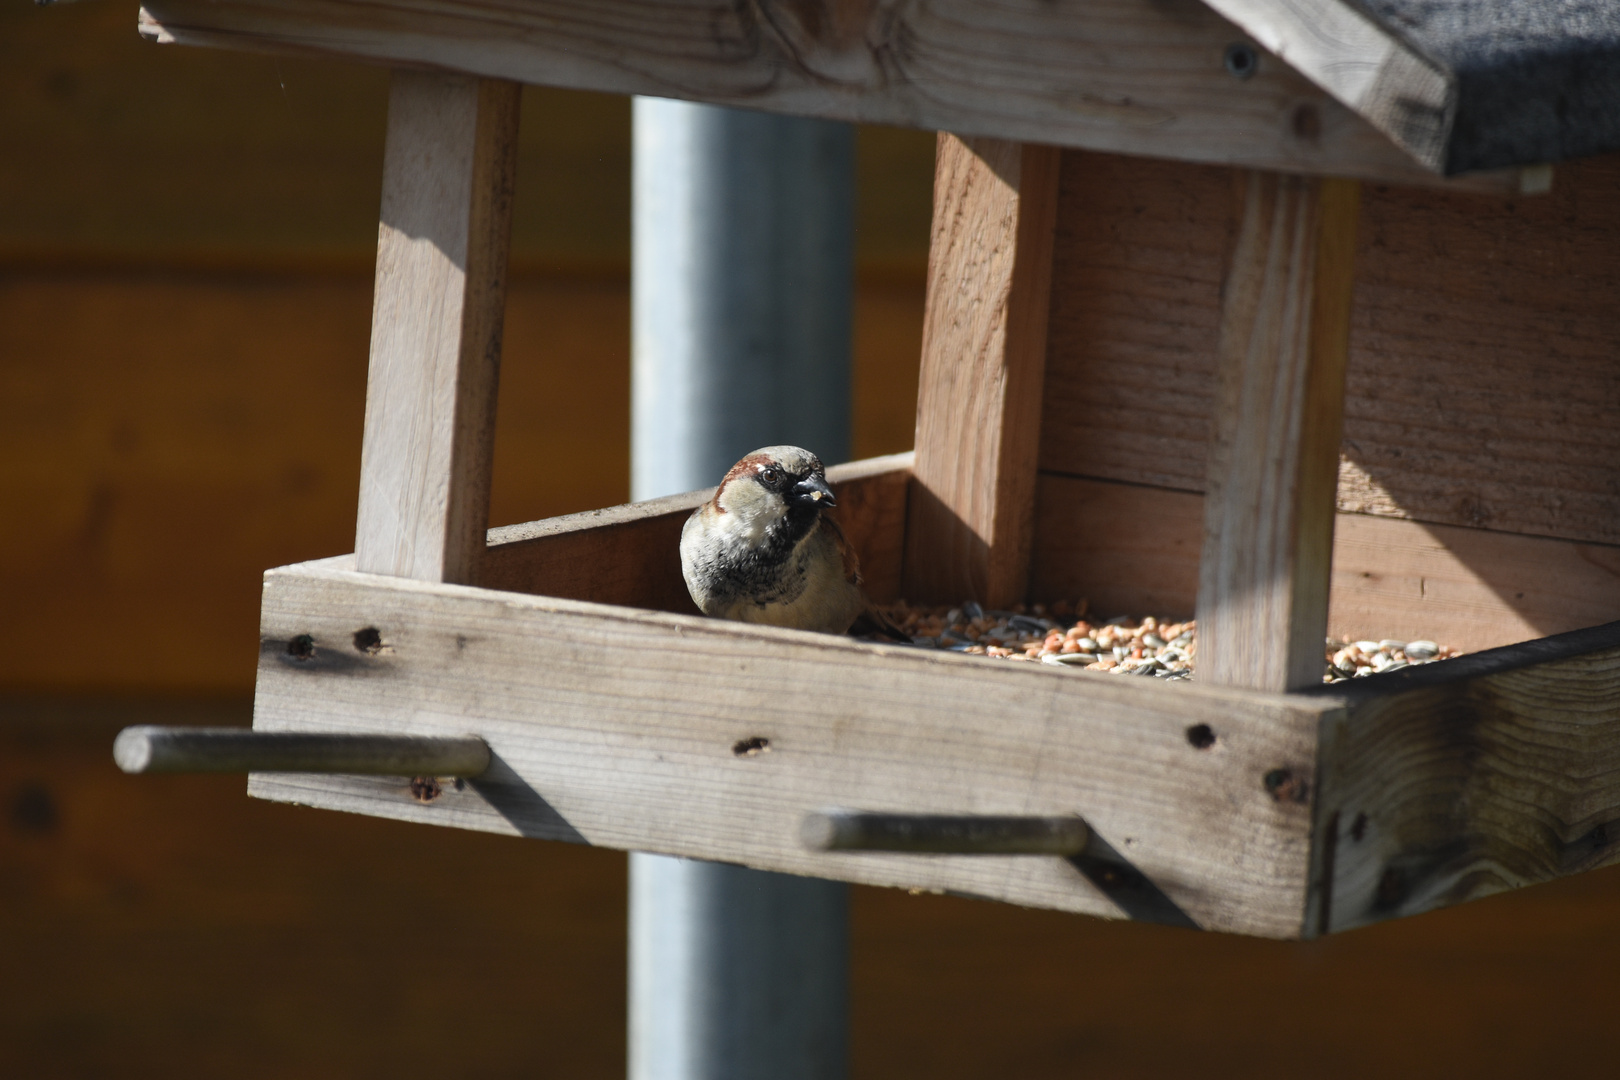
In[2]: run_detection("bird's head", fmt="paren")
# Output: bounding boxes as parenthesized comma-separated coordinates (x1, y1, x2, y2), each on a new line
(712, 445, 835, 535)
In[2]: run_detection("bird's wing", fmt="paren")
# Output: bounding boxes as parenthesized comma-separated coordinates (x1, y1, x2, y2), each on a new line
(821, 512, 864, 588)
(823, 513, 911, 642)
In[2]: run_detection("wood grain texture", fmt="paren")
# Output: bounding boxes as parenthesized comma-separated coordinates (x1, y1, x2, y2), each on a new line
(1030, 476, 1208, 622)
(905, 136, 1059, 607)
(355, 71, 519, 585)
(1309, 622, 1620, 935)
(1197, 172, 1360, 692)
(1337, 163, 1620, 542)
(1030, 474, 1620, 654)
(136, 0, 1524, 191)
(248, 559, 1328, 937)
(1040, 150, 1620, 547)
(1201, 0, 1452, 170)
(17, 702, 1620, 1080)
(479, 452, 912, 614)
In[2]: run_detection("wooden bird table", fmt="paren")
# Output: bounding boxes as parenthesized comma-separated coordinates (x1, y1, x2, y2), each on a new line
(114, 0, 1620, 938)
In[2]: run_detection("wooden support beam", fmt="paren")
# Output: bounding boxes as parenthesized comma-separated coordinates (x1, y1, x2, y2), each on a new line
(1197, 172, 1360, 692)
(354, 71, 520, 586)
(905, 135, 1060, 607)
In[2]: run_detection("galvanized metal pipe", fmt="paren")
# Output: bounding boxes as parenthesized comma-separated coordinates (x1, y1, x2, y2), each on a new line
(630, 95, 854, 1080)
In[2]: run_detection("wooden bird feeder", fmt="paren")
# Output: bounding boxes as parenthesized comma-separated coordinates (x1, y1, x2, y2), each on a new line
(126, 0, 1620, 938)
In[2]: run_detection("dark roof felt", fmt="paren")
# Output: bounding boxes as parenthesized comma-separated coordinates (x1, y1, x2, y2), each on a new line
(1357, 0, 1620, 171)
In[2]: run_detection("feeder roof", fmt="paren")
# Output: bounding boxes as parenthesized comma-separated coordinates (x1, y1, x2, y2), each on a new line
(129, 0, 1620, 180)
(1362, 0, 1620, 171)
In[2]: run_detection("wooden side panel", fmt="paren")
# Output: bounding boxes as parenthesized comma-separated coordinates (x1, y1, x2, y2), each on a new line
(135, 0, 1526, 192)
(1040, 153, 1231, 492)
(1339, 166, 1620, 540)
(248, 562, 1326, 938)
(1198, 173, 1360, 692)
(1040, 150, 1620, 547)
(478, 452, 912, 613)
(1311, 623, 1620, 935)
(905, 136, 1059, 607)
(1030, 477, 1207, 621)
(1030, 474, 1620, 654)
(355, 72, 520, 585)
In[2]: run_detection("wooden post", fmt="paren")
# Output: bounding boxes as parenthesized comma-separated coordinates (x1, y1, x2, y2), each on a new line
(904, 134, 1060, 607)
(354, 71, 521, 585)
(1196, 171, 1360, 692)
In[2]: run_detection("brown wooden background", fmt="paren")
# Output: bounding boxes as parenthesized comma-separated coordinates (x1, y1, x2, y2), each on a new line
(4, 3, 1620, 1077)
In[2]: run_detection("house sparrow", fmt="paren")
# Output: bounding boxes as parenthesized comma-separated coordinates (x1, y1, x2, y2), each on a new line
(680, 446, 902, 637)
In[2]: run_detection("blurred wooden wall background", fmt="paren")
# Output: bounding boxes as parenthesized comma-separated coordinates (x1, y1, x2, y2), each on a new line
(3, 3, 1619, 1077)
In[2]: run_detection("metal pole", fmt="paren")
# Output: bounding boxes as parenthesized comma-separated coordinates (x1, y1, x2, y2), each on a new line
(629, 96, 854, 1080)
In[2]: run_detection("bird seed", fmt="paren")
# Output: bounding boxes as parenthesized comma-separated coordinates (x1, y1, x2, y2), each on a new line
(874, 600, 1460, 683)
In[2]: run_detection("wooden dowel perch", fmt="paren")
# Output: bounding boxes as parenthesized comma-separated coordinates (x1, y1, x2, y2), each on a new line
(113, 727, 491, 777)
(801, 810, 1089, 855)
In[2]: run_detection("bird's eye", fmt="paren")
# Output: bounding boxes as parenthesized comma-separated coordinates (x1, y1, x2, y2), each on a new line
(761, 466, 780, 484)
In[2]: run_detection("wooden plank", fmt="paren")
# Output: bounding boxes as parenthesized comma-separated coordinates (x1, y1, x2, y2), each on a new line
(1030, 476, 1207, 622)
(1200, 0, 1451, 171)
(1040, 150, 1620, 547)
(247, 559, 1329, 938)
(904, 136, 1059, 607)
(136, 0, 1521, 192)
(1029, 474, 1620, 654)
(479, 452, 912, 613)
(355, 71, 520, 585)
(1197, 172, 1360, 691)
(21, 702, 1620, 1078)
(1309, 622, 1620, 935)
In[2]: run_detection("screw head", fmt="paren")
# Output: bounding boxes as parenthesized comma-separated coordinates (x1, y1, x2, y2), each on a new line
(1224, 42, 1258, 80)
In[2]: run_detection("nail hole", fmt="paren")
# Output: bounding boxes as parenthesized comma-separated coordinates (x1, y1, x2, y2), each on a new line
(353, 627, 384, 654)
(286, 634, 315, 660)
(410, 776, 442, 802)
(1185, 723, 1216, 749)
(1350, 812, 1368, 841)
(1264, 767, 1310, 804)
(454, 777, 466, 792)
(732, 736, 771, 757)
(1224, 42, 1258, 79)
(1291, 102, 1322, 141)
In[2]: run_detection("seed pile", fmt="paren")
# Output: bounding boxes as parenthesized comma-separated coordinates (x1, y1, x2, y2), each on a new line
(879, 600, 1459, 683)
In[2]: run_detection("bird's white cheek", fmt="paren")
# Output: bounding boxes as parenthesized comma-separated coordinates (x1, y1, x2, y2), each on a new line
(715, 491, 785, 545)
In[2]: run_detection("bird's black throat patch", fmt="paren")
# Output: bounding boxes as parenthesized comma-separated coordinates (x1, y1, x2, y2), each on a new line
(705, 502, 822, 609)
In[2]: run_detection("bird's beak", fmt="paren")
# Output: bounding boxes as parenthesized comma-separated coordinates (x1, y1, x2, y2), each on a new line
(791, 474, 837, 508)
